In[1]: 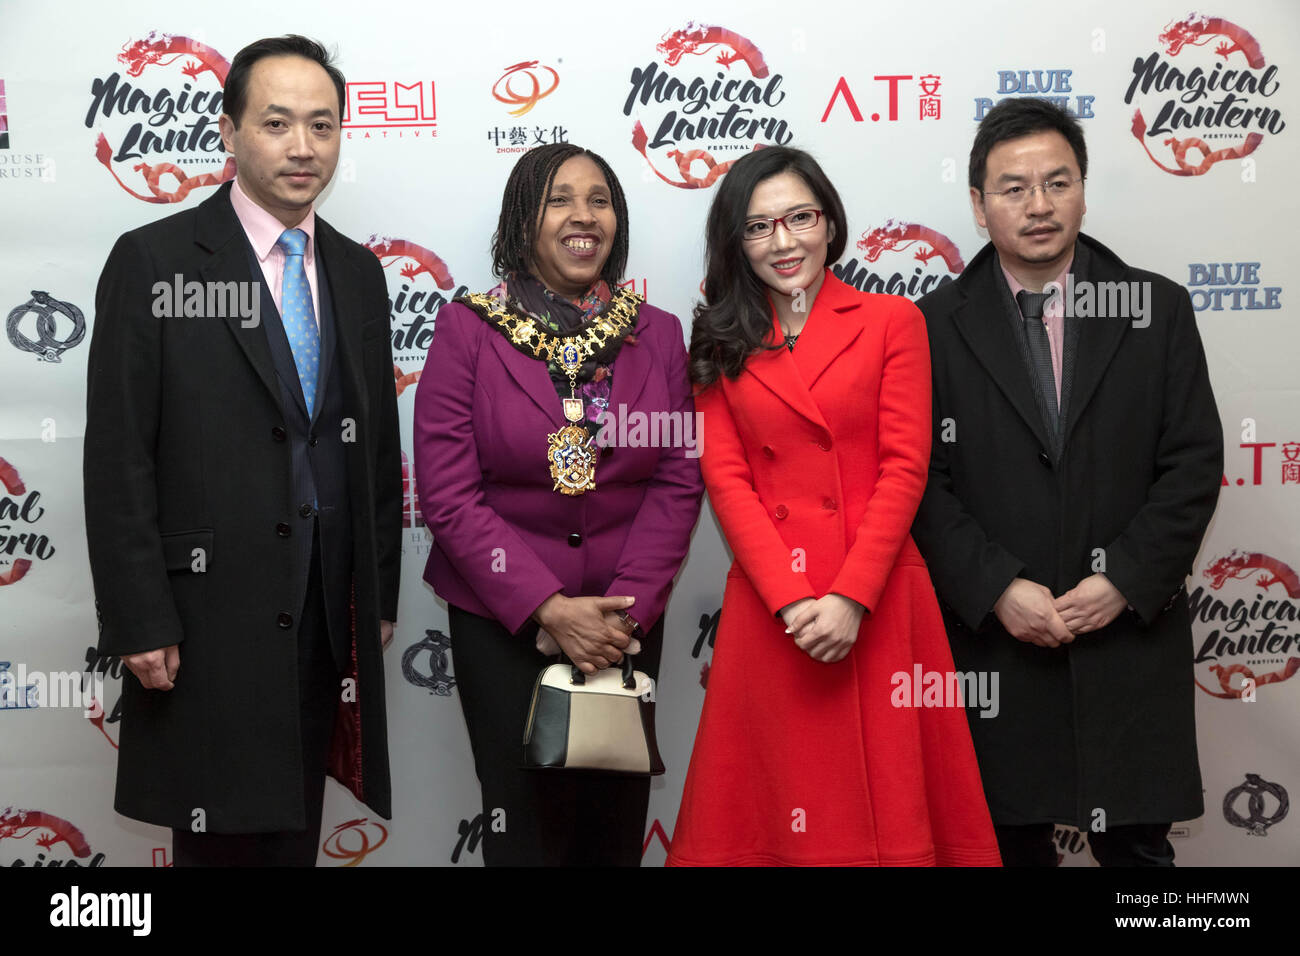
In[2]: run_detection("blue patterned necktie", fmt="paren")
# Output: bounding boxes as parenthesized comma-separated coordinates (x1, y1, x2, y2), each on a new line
(276, 228, 321, 417)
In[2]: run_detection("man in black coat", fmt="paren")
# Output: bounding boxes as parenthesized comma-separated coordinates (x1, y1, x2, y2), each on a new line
(83, 36, 401, 865)
(912, 99, 1222, 866)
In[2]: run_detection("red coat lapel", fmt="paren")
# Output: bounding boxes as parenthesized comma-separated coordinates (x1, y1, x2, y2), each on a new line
(744, 271, 863, 430)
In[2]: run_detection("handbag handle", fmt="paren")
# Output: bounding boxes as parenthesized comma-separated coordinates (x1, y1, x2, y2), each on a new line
(568, 654, 637, 690)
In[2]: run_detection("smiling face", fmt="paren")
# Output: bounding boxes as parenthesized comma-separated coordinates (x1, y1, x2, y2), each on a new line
(219, 54, 341, 228)
(529, 155, 617, 298)
(741, 170, 834, 303)
(971, 129, 1086, 286)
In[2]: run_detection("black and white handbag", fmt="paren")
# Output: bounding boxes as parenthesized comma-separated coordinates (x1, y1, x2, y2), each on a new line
(523, 656, 665, 775)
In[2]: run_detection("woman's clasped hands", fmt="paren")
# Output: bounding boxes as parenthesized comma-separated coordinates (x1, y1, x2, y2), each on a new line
(533, 593, 642, 673)
(781, 594, 866, 664)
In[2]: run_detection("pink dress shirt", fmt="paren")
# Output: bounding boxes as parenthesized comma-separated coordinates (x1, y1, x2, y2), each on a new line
(229, 177, 320, 324)
(1002, 259, 1071, 405)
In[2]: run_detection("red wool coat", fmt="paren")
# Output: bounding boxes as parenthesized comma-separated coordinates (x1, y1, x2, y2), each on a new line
(668, 273, 1001, 866)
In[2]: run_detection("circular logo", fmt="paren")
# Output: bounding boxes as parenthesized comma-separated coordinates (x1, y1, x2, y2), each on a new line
(7, 291, 85, 363)
(492, 60, 560, 117)
(1223, 773, 1289, 836)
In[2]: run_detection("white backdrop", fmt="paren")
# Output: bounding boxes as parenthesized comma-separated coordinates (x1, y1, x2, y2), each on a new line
(1, 0, 1296, 867)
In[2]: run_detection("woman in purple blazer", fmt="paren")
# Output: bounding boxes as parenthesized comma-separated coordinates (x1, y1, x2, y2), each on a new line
(414, 144, 704, 866)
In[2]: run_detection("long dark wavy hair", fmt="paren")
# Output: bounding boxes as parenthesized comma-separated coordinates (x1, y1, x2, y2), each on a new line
(489, 143, 630, 284)
(689, 147, 847, 387)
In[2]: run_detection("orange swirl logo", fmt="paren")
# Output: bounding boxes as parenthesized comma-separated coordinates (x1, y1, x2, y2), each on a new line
(493, 60, 559, 116)
(322, 817, 389, 866)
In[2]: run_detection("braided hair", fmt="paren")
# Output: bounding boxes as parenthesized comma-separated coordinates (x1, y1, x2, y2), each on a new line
(490, 143, 630, 284)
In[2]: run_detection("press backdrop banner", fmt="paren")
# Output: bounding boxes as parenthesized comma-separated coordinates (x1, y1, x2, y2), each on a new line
(1, 0, 1296, 866)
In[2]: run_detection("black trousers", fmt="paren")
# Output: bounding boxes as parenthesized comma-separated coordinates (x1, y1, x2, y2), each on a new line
(995, 822, 1176, 867)
(172, 527, 341, 866)
(449, 604, 664, 867)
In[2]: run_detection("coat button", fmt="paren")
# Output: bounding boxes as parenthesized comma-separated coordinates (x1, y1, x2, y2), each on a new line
(823, 497, 838, 511)
(275, 522, 291, 537)
(774, 504, 789, 519)
(277, 612, 294, 629)
(817, 438, 832, 451)
(1037, 451, 1052, 468)
(762, 445, 775, 458)
(567, 532, 582, 547)
(271, 426, 287, 442)
(299, 503, 316, 518)
(308, 435, 319, 447)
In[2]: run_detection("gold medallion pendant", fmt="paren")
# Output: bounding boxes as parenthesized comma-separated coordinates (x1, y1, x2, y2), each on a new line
(548, 425, 597, 495)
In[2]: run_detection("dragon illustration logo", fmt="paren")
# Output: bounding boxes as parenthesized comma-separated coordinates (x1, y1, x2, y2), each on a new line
(493, 60, 560, 116)
(322, 818, 388, 866)
(92, 32, 235, 203)
(1127, 14, 1279, 177)
(857, 221, 966, 275)
(1205, 550, 1300, 596)
(1193, 550, 1300, 699)
(401, 628, 455, 697)
(1157, 14, 1264, 67)
(656, 22, 770, 76)
(0, 808, 93, 860)
(629, 22, 783, 190)
(1223, 773, 1289, 836)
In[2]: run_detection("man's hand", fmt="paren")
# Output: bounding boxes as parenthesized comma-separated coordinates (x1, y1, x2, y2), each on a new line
(380, 620, 394, 650)
(785, 594, 866, 664)
(994, 578, 1074, 648)
(1054, 574, 1127, 636)
(532, 593, 634, 674)
(123, 644, 180, 690)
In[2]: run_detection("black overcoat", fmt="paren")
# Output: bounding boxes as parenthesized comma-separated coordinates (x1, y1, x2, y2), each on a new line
(912, 233, 1222, 828)
(84, 183, 401, 832)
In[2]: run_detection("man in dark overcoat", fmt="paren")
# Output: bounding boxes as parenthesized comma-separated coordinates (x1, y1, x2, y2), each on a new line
(84, 36, 401, 865)
(912, 98, 1222, 866)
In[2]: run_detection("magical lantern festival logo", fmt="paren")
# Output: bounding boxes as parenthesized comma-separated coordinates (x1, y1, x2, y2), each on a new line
(0, 457, 55, 587)
(363, 236, 464, 396)
(0, 807, 105, 867)
(85, 32, 233, 203)
(833, 220, 965, 300)
(1190, 550, 1300, 699)
(1125, 13, 1285, 177)
(624, 22, 792, 189)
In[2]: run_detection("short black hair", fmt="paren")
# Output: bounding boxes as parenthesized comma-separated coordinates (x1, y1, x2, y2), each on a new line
(223, 35, 345, 129)
(969, 98, 1088, 191)
(490, 143, 630, 283)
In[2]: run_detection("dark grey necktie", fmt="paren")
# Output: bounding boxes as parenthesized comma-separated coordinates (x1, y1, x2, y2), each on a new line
(1016, 289, 1058, 424)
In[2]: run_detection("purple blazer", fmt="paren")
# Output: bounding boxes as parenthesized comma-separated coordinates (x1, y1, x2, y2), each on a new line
(413, 299, 704, 634)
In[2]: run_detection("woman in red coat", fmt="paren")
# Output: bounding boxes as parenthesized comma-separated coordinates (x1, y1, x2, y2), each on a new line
(668, 147, 1002, 866)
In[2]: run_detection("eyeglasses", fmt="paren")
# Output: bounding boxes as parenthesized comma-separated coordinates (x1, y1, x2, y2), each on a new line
(742, 209, 824, 241)
(982, 177, 1084, 204)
